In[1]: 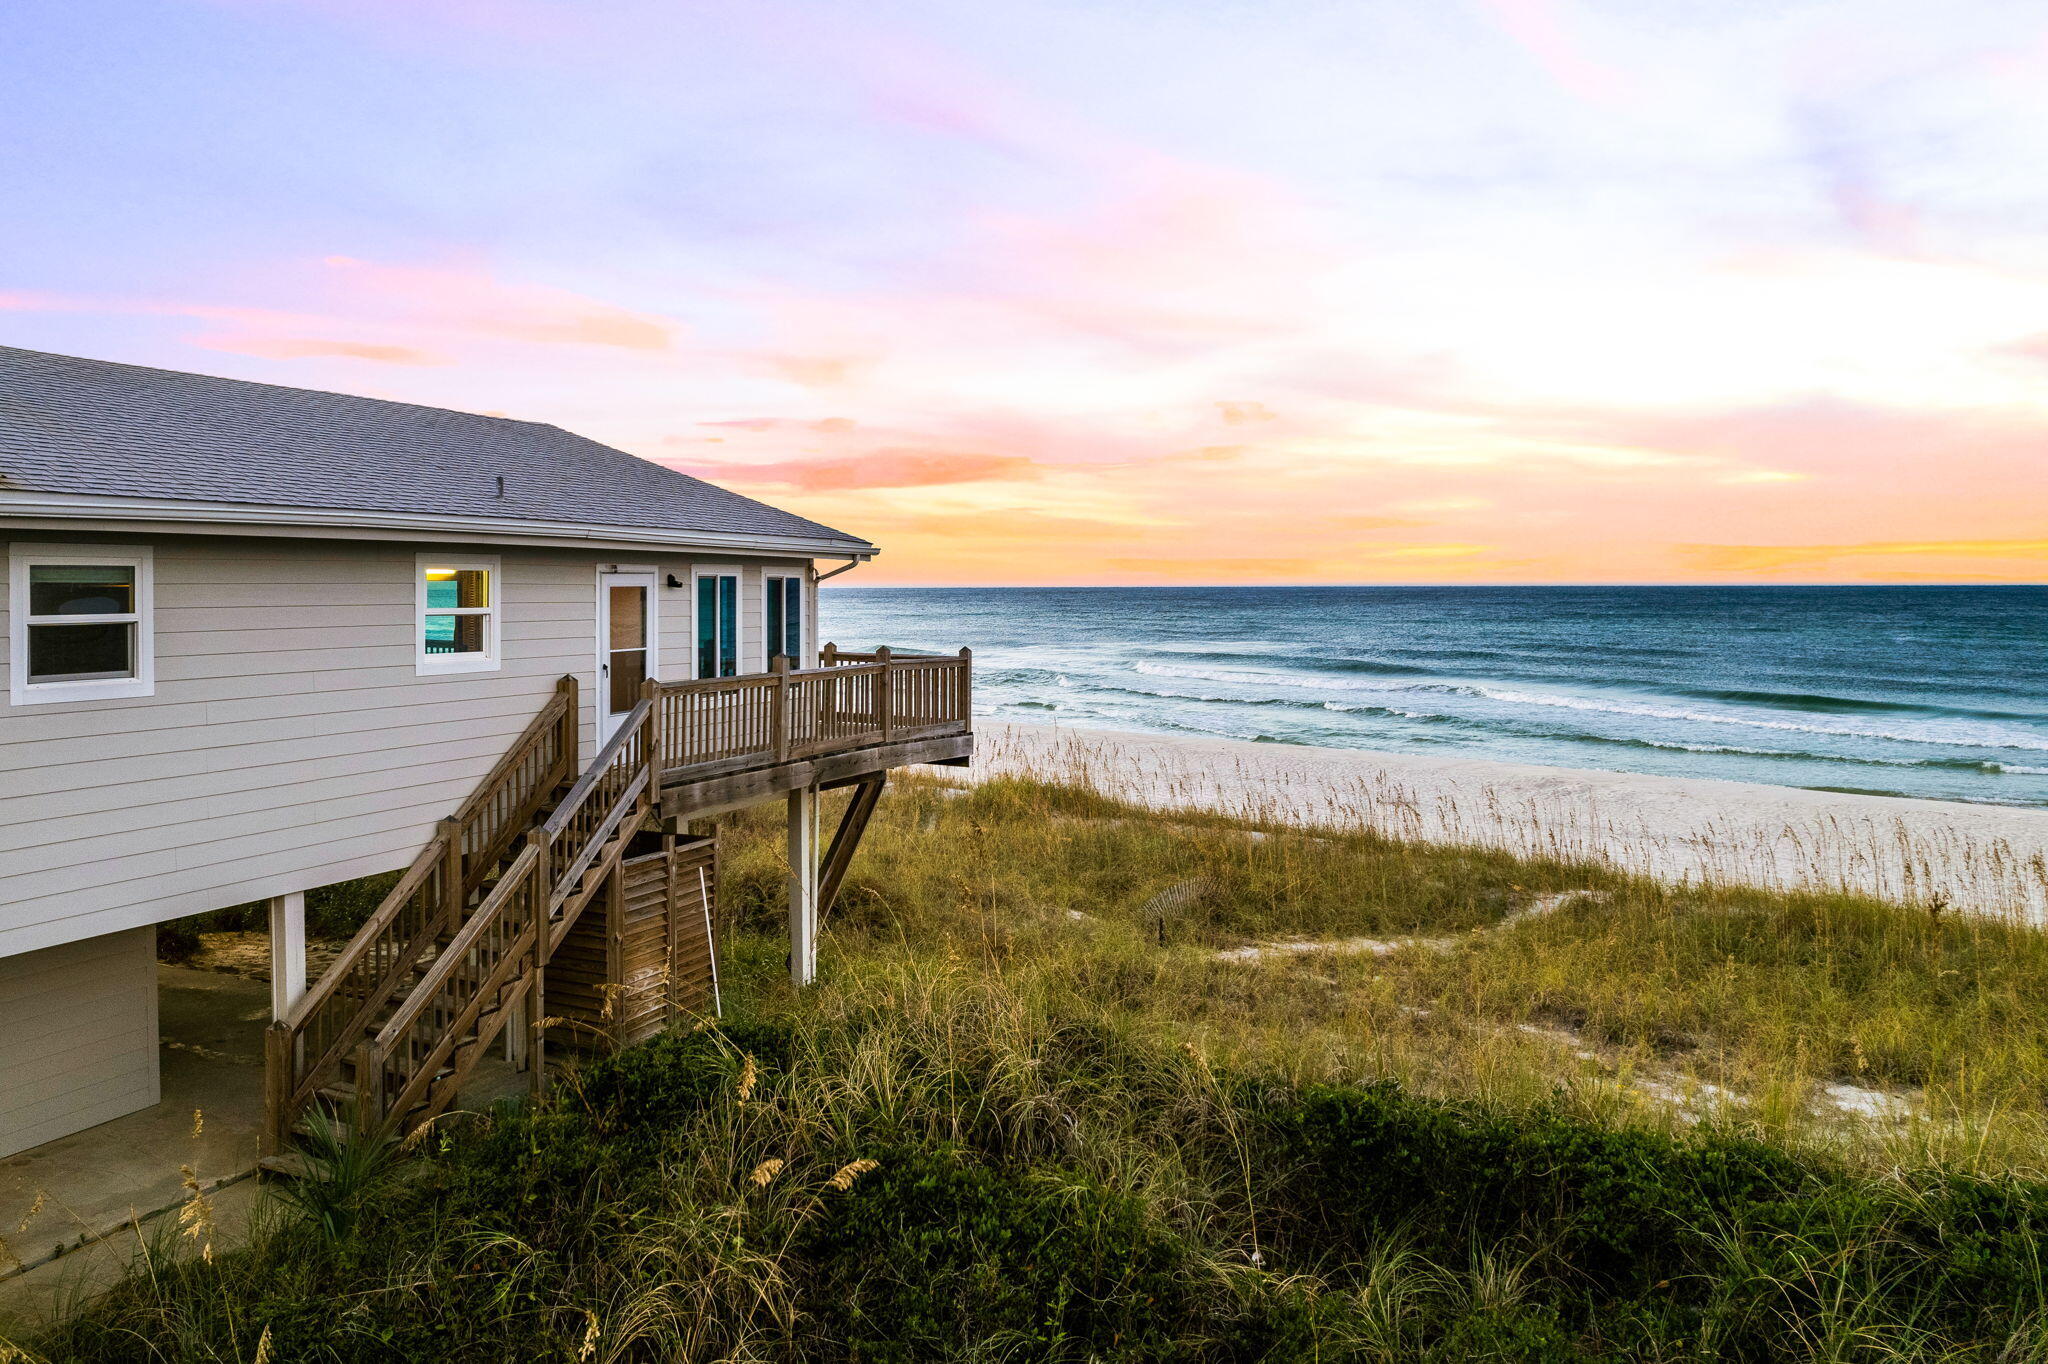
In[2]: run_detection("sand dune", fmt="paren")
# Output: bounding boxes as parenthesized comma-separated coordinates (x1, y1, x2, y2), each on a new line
(972, 722, 2048, 923)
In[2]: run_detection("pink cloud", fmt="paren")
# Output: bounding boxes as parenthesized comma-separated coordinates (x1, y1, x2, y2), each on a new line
(681, 449, 1040, 491)
(316, 256, 674, 351)
(191, 334, 449, 365)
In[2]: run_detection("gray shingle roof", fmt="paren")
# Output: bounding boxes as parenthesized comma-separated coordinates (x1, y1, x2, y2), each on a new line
(0, 345, 873, 552)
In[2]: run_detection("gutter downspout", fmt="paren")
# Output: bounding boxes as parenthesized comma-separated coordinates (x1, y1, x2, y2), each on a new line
(815, 555, 869, 584)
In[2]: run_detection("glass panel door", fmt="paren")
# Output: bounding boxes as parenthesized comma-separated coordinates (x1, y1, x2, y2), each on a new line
(598, 572, 657, 740)
(695, 572, 739, 677)
(766, 575, 803, 666)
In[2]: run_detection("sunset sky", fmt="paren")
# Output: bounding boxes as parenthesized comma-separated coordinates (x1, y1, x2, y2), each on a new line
(4, 0, 2046, 584)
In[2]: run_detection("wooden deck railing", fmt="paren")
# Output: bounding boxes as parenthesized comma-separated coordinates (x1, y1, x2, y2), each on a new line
(656, 646, 971, 775)
(265, 677, 579, 1150)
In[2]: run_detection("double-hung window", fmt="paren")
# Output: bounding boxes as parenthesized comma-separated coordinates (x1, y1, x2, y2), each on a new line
(9, 544, 154, 705)
(765, 574, 805, 667)
(417, 555, 500, 674)
(694, 569, 739, 678)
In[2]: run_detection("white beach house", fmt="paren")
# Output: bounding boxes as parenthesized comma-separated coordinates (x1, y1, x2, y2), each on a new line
(0, 345, 971, 1163)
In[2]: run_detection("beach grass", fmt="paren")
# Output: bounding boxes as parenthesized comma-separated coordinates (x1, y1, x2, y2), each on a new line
(717, 771, 2048, 1175)
(13, 769, 2048, 1360)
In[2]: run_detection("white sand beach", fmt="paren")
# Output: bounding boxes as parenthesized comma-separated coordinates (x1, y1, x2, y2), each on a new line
(973, 722, 2048, 923)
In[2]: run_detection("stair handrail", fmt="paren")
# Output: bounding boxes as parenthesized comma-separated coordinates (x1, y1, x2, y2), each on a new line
(446, 674, 581, 883)
(540, 698, 651, 842)
(362, 842, 545, 1132)
(541, 697, 654, 913)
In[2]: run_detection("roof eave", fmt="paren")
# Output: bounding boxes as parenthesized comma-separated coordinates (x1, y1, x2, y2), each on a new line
(0, 490, 880, 560)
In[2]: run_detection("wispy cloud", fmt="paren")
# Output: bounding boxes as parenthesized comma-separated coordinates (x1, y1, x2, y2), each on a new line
(191, 335, 449, 365)
(682, 449, 1041, 492)
(1680, 539, 2048, 574)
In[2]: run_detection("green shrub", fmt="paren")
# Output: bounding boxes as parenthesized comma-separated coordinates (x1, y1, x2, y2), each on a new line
(803, 1146, 1208, 1362)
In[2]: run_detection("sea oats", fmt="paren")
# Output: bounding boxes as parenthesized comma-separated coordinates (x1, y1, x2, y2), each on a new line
(177, 1165, 216, 1262)
(826, 1159, 878, 1192)
(736, 1054, 758, 1104)
(749, 1158, 785, 1188)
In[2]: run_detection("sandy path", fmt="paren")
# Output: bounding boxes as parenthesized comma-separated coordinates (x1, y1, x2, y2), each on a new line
(970, 722, 2048, 923)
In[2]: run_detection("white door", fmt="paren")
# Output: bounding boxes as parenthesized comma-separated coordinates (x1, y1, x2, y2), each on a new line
(597, 571, 657, 742)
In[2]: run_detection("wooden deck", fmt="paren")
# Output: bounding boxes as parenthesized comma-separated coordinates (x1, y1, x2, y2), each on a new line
(654, 647, 973, 820)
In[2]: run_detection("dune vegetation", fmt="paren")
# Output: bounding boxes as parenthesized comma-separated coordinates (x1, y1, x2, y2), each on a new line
(11, 773, 2048, 1361)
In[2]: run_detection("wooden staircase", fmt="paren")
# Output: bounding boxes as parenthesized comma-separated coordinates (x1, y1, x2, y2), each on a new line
(264, 674, 666, 1152)
(263, 648, 975, 1155)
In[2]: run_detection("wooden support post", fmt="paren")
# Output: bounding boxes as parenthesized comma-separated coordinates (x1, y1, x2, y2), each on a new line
(268, 891, 307, 1022)
(959, 646, 973, 726)
(821, 641, 838, 667)
(604, 862, 624, 1048)
(529, 880, 548, 1098)
(787, 785, 818, 986)
(261, 1024, 291, 1157)
(818, 775, 885, 918)
(663, 831, 680, 1029)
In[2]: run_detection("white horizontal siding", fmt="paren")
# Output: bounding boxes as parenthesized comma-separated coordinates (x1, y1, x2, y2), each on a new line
(0, 928, 158, 1157)
(1, 533, 821, 958)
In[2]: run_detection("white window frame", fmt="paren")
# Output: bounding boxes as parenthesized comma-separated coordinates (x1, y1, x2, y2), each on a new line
(763, 570, 809, 669)
(415, 553, 502, 675)
(689, 563, 745, 678)
(8, 542, 155, 706)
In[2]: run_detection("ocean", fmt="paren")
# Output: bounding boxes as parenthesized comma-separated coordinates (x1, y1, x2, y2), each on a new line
(821, 585, 2048, 809)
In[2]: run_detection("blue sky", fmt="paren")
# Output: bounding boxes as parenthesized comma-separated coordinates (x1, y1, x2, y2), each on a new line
(5, 0, 2048, 582)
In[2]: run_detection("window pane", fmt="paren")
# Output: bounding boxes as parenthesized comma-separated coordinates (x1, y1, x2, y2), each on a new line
(718, 576, 738, 676)
(423, 613, 486, 655)
(29, 565, 134, 617)
(27, 621, 133, 682)
(608, 586, 646, 649)
(697, 577, 717, 677)
(783, 578, 803, 659)
(610, 648, 647, 713)
(766, 582, 784, 663)
(424, 567, 489, 610)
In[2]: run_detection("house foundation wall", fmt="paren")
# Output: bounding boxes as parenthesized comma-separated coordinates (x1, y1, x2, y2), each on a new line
(0, 925, 158, 1157)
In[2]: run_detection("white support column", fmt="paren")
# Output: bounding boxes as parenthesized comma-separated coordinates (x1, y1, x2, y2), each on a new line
(268, 891, 307, 1021)
(788, 785, 819, 986)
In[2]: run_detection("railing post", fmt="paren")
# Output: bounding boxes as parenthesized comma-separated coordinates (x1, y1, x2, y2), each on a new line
(821, 641, 838, 667)
(262, 1023, 291, 1156)
(959, 646, 972, 728)
(528, 866, 549, 1099)
(439, 816, 465, 923)
(529, 827, 553, 907)
(354, 1040, 381, 1135)
(555, 673, 580, 780)
(877, 645, 893, 744)
(640, 675, 662, 787)
(771, 654, 790, 762)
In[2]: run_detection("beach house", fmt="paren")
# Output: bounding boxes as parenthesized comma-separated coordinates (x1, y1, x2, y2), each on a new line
(0, 346, 972, 1167)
